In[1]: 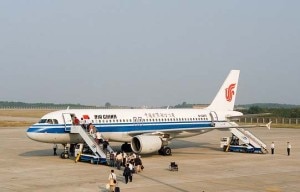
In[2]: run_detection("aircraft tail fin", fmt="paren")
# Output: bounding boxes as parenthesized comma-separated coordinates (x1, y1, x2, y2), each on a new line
(207, 70, 240, 111)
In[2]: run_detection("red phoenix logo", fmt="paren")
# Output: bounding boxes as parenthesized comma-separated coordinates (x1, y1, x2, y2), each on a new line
(225, 83, 236, 102)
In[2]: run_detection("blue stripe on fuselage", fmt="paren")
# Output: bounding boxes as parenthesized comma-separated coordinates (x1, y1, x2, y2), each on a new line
(27, 121, 219, 133)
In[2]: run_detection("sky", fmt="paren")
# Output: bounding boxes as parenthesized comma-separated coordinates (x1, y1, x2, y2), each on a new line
(0, 1, 300, 107)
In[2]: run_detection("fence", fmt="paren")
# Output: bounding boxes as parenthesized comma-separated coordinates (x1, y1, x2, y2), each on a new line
(237, 117, 300, 125)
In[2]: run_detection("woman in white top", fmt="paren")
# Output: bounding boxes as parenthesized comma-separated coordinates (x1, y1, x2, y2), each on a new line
(108, 170, 117, 192)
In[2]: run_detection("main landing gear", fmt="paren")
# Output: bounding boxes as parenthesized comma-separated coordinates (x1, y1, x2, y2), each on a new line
(121, 142, 133, 153)
(60, 144, 70, 159)
(158, 146, 172, 156)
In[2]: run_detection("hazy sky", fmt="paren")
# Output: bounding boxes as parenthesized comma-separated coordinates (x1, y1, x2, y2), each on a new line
(1, 1, 299, 107)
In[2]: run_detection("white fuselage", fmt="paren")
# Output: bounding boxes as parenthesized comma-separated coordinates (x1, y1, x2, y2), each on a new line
(26, 108, 241, 144)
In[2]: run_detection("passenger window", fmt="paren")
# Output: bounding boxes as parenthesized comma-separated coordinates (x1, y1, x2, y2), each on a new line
(53, 119, 58, 124)
(47, 119, 53, 124)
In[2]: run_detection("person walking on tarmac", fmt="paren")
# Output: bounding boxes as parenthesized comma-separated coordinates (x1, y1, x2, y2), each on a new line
(271, 142, 275, 155)
(123, 164, 132, 184)
(108, 169, 117, 192)
(53, 144, 58, 156)
(287, 142, 291, 156)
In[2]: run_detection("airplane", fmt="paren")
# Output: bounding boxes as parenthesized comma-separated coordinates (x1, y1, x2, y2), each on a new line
(26, 70, 268, 158)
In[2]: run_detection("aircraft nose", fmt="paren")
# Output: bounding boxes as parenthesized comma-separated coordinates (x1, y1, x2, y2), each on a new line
(26, 126, 37, 140)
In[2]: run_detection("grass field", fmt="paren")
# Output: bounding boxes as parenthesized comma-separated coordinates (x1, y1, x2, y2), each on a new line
(0, 109, 55, 118)
(0, 109, 55, 127)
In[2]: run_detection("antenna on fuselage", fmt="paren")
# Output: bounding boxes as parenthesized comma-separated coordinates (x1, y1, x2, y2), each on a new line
(67, 106, 70, 110)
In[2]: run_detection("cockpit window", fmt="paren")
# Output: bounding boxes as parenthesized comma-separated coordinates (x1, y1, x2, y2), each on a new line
(38, 119, 47, 123)
(47, 119, 53, 124)
(38, 119, 58, 124)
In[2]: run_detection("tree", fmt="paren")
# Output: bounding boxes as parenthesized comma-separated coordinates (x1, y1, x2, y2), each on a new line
(247, 106, 263, 114)
(105, 102, 111, 108)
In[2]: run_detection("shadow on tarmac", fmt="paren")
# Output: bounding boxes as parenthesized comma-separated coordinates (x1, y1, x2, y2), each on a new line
(19, 149, 63, 157)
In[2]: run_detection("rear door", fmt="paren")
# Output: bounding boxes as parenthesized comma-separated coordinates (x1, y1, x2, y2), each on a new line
(209, 111, 218, 126)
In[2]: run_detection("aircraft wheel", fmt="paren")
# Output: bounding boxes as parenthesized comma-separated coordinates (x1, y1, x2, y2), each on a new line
(64, 153, 69, 159)
(158, 148, 164, 155)
(163, 147, 172, 156)
(61, 152, 69, 159)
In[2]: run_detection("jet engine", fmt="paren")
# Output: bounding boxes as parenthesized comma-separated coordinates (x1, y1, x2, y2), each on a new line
(131, 135, 163, 154)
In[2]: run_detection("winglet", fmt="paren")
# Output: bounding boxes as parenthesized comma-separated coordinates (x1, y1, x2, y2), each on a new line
(266, 121, 272, 130)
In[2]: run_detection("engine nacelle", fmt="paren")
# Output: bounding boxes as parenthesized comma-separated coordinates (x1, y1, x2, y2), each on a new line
(131, 135, 162, 154)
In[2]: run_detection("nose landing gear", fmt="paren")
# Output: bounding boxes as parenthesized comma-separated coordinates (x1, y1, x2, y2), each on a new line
(60, 145, 69, 159)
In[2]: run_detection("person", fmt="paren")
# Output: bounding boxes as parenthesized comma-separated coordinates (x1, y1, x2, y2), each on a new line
(110, 152, 115, 167)
(53, 144, 57, 156)
(122, 151, 128, 167)
(106, 151, 111, 166)
(123, 164, 132, 184)
(116, 152, 123, 170)
(88, 123, 95, 135)
(96, 131, 102, 144)
(74, 116, 80, 125)
(271, 142, 275, 155)
(134, 155, 142, 173)
(287, 142, 291, 156)
(128, 161, 134, 182)
(103, 139, 109, 151)
(84, 118, 90, 132)
(108, 169, 117, 192)
(80, 118, 86, 129)
(128, 160, 135, 175)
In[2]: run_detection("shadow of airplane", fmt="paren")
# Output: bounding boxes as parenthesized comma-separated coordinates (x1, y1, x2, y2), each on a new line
(20, 139, 221, 157)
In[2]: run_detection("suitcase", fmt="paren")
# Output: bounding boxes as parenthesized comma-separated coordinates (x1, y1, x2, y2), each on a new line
(115, 186, 120, 192)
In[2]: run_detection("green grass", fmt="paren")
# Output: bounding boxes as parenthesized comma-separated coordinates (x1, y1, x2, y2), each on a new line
(0, 109, 54, 118)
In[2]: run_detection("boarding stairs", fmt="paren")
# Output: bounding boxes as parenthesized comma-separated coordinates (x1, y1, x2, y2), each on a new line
(70, 125, 114, 161)
(229, 127, 268, 154)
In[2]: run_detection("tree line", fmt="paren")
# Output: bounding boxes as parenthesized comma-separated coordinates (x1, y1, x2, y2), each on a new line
(1, 101, 300, 118)
(241, 106, 300, 118)
(0, 101, 98, 109)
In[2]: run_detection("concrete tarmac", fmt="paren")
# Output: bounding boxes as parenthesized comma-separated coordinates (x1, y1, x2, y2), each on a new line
(0, 126, 299, 192)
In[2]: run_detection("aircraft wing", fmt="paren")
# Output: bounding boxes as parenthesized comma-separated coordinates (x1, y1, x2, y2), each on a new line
(128, 122, 271, 137)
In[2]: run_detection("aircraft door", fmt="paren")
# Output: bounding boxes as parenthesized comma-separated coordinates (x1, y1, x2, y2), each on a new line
(209, 111, 218, 127)
(62, 113, 74, 132)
